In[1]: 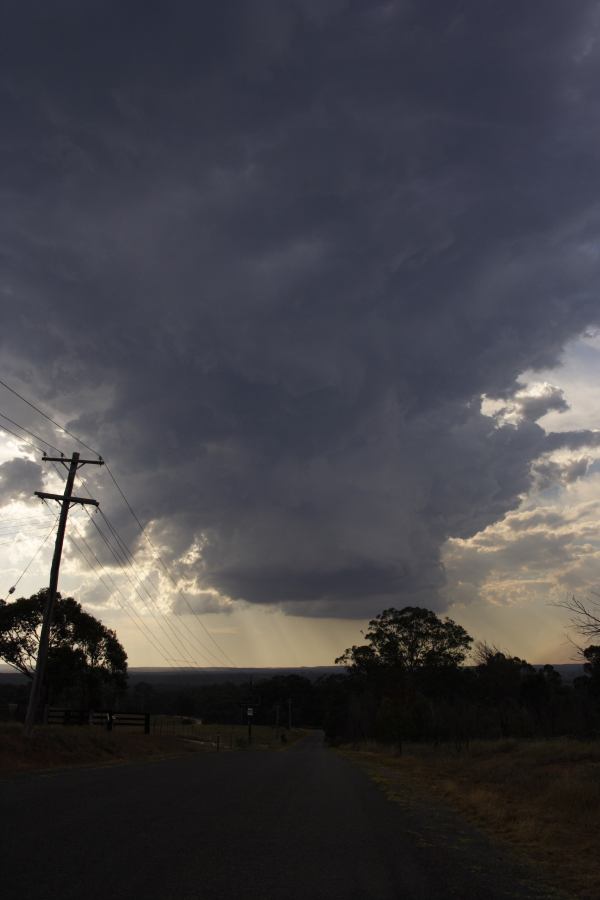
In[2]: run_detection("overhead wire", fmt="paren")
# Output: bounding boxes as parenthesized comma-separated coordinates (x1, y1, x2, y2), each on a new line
(38, 460, 201, 667)
(0, 522, 54, 532)
(75, 463, 235, 667)
(0, 516, 51, 526)
(88, 507, 225, 667)
(0, 536, 48, 547)
(104, 464, 235, 666)
(0, 420, 47, 456)
(0, 410, 64, 456)
(95, 507, 228, 667)
(79, 507, 207, 668)
(0, 377, 99, 457)
(43, 460, 201, 667)
(73, 464, 209, 666)
(46, 460, 198, 667)
(5, 512, 59, 596)
(0, 530, 57, 544)
(67, 519, 194, 673)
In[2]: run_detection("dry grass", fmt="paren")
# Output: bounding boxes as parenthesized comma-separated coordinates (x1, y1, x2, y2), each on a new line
(150, 717, 306, 750)
(0, 722, 308, 774)
(0, 722, 198, 773)
(343, 738, 600, 899)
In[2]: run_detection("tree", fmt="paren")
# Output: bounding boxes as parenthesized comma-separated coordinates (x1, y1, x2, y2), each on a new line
(336, 606, 472, 676)
(555, 595, 600, 699)
(473, 641, 531, 703)
(574, 644, 600, 701)
(334, 607, 473, 743)
(556, 594, 600, 642)
(0, 589, 127, 707)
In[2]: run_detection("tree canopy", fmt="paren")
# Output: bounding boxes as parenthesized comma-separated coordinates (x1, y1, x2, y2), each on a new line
(0, 590, 127, 707)
(336, 606, 473, 677)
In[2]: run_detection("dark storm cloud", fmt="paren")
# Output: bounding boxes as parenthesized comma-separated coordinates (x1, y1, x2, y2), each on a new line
(1, 1, 600, 615)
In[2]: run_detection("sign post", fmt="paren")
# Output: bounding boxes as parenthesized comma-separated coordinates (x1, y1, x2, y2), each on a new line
(247, 706, 253, 745)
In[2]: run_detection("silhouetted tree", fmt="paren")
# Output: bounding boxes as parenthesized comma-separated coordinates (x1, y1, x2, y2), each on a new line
(335, 607, 473, 743)
(574, 645, 600, 700)
(0, 590, 127, 707)
(337, 607, 472, 676)
(556, 594, 600, 642)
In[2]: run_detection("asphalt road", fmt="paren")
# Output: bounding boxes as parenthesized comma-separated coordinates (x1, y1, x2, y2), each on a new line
(1, 732, 564, 900)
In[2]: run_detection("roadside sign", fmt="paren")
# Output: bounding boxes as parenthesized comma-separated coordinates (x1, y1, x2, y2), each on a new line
(247, 707, 254, 717)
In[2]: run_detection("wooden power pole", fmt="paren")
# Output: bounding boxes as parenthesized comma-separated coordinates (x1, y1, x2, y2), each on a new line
(24, 451, 103, 735)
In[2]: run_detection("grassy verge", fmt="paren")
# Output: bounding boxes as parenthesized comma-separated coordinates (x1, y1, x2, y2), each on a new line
(0, 722, 308, 774)
(342, 738, 600, 899)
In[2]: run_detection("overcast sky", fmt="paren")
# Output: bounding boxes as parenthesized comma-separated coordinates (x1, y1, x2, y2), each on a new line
(2, 1, 600, 667)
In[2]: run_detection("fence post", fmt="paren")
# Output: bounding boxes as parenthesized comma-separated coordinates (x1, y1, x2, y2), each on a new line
(106, 711, 113, 732)
(144, 713, 150, 735)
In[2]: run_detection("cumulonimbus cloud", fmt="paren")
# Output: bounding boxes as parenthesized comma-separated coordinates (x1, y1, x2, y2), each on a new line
(1, 2, 600, 616)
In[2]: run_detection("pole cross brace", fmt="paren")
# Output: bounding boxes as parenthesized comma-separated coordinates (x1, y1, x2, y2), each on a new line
(42, 455, 104, 468)
(35, 490, 99, 507)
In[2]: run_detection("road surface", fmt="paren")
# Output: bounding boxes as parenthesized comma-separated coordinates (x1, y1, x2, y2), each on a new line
(1, 732, 564, 900)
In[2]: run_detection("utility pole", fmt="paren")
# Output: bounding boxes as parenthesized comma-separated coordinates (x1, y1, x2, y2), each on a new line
(24, 452, 103, 735)
(247, 676, 254, 746)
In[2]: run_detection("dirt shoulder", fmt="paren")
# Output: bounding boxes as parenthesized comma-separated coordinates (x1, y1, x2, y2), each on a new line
(342, 738, 600, 900)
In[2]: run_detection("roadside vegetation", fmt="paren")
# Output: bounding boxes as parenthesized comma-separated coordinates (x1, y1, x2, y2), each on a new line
(0, 720, 307, 774)
(0, 721, 196, 773)
(343, 737, 600, 899)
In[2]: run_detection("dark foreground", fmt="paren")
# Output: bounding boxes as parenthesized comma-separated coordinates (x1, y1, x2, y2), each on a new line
(1, 732, 565, 900)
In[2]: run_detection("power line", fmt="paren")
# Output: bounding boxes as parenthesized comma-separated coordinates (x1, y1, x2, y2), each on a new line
(80, 509, 203, 668)
(5, 514, 59, 596)
(82, 507, 223, 668)
(45, 460, 194, 663)
(0, 531, 52, 539)
(0, 515, 57, 529)
(0, 421, 46, 455)
(71, 529, 190, 671)
(68, 520, 196, 674)
(104, 464, 236, 667)
(76, 463, 235, 667)
(0, 536, 49, 547)
(42, 462, 195, 663)
(0, 377, 100, 457)
(0, 522, 54, 532)
(0, 410, 64, 456)
(95, 508, 228, 667)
